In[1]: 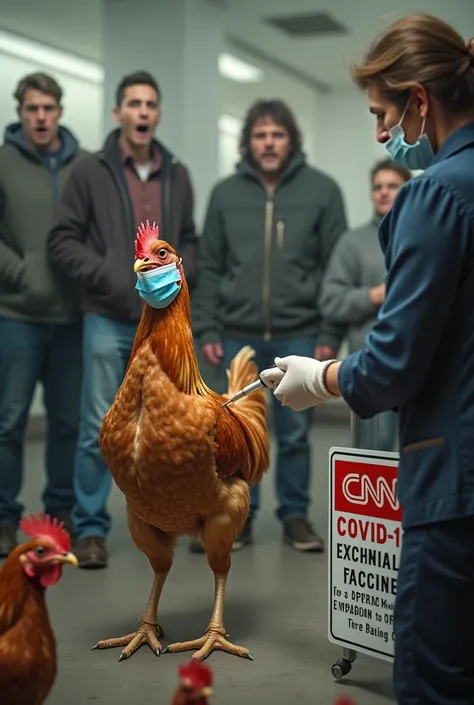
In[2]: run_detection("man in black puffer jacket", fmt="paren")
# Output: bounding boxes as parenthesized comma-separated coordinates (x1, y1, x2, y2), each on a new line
(191, 99, 347, 553)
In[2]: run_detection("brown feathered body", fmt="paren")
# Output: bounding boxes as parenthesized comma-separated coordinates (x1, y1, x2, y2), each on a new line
(0, 541, 58, 705)
(99, 241, 269, 556)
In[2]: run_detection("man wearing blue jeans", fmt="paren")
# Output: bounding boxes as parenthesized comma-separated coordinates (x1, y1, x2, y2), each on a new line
(48, 71, 197, 568)
(222, 337, 317, 545)
(0, 72, 86, 557)
(191, 99, 347, 552)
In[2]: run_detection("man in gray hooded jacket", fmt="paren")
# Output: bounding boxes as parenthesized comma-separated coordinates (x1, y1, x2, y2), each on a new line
(319, 158, 412, 451)
(0, 72, 87, 557)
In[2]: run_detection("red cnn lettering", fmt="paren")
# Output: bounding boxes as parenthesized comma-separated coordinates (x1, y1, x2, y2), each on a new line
(334, 459, 402, 522)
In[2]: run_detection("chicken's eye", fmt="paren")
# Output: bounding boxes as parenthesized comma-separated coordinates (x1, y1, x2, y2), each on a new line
(158, 249, 167, 258)
(34, 546, 46, 557)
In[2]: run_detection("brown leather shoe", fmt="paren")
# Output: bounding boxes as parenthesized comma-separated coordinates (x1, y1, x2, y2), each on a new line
(0, 524, 17, 558)
(74, 536, 108, 569)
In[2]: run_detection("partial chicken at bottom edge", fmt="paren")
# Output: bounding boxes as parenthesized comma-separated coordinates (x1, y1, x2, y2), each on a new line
(0, 513, 78, 705)
(93, 221, 270, 663)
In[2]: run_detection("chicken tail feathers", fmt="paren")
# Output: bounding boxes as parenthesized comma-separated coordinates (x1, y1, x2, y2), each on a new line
(220, 345, 270, 486)
(225, 344, 261, 398)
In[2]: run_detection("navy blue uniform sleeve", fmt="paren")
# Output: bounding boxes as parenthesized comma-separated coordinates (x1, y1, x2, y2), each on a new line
(338, 177, 470, 419)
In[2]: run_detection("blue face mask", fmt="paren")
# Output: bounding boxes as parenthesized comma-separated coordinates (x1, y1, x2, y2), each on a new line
(135, 259, 182, 309)
(385, 99, 434, 170)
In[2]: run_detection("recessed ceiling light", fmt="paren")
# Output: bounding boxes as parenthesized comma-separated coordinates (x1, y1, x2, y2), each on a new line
(218, 53, 263, 83)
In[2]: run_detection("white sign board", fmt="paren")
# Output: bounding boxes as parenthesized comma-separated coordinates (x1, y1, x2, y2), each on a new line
(328, 447, 402, 663)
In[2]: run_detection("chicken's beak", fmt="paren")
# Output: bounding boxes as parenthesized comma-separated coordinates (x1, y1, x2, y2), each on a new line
(55, 551, 79, 567)
(134, 258, 146, 273)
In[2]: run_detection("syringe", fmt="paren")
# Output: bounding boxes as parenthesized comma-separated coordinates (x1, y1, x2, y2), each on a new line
(221, 365, 285, 407)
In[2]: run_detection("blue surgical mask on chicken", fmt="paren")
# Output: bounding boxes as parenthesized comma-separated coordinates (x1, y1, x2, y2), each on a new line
(385, 99, 434, 170)
(135, 260, 182, 309)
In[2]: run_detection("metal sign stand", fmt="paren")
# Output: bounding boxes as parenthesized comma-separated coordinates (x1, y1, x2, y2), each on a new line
(328, 412, 401, 680)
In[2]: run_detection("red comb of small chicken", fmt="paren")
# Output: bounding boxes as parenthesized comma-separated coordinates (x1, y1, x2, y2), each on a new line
(178, 659, 213, 690)
(334, 698, 357, 705)
(19, 512, 71, 552)
(135, 220, 159, 259)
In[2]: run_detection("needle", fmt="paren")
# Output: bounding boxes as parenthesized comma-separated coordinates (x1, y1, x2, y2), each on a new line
(221, 365, 285, 407)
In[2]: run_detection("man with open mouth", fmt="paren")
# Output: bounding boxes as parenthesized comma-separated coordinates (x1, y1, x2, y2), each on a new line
(48, 70, 198, 569)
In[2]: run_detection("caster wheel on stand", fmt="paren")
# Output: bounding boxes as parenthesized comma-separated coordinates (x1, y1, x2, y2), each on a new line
(331, 658, 352, 680)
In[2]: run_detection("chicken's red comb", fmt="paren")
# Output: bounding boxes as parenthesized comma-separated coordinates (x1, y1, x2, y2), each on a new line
(19, 512, 71, 552)
(135, 220, 159, 259)
(334, 698, 357, 705)
(178, 659, 213, 689)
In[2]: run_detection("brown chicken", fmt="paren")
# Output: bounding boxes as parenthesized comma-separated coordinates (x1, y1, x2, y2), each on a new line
(94, 222, 270, 663)
(0, 513, 78, 705)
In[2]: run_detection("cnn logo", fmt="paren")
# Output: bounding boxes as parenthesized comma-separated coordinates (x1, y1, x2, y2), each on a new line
(334, 459, 402, 522)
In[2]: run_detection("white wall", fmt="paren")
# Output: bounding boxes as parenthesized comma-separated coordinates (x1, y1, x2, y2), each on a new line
(218, 114, 242, 178)
(316, 87, 388, 229)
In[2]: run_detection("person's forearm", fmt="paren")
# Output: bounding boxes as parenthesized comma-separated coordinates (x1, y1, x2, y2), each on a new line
(325, 361, 342, 396)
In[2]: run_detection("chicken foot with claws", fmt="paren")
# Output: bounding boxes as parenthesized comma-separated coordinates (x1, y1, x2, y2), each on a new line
(164, 573, 253, 661)
(92, 572, 168, 661)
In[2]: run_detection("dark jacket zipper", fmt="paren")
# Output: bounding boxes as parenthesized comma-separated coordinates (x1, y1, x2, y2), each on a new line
(276, 217, 285, 250)
(262, 198, 274, 341)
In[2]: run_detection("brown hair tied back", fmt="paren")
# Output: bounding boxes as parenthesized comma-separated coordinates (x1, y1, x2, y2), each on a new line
(459, 37, 474, 74)
(351, 14, 474, 113)
(467, 37, 474, 61)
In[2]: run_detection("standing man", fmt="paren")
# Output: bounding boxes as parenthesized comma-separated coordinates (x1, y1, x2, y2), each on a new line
(0, 72, 86, 557)
(319, 158, 412, 451)
(191, 99, 347, 553)
(48, 70, 198, 568)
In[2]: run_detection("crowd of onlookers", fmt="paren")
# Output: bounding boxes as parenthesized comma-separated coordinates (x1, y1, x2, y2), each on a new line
(0, 68, 410, 567)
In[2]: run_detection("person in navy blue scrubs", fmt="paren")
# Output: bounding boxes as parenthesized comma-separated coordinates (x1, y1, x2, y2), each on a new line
(262, 13, 474, 705)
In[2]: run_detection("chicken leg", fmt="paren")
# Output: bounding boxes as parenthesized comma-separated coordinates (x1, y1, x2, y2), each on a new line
(92, 571, 168, 660)
(164, 572, 253, 661)
(91, 506, 175, 660)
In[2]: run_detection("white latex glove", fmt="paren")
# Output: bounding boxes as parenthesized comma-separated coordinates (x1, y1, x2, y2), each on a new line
(259, 366, 285, 389)
(264, 355, 338, 411)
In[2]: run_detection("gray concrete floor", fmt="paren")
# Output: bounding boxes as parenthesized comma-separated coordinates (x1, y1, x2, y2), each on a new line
(14, 411, 394, 705)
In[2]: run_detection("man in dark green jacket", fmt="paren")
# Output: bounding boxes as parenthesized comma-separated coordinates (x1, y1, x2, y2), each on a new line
(0, 72, 87, 557)
(191, 99, 347, 552)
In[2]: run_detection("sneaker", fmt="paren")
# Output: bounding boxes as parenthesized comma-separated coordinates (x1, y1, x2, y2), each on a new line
(283, 517, 325, 552)
(74, 536, 108, 569)
(189, 518, 253, 554)
(232, 518, 253, 551)
(189, 537, 205, 554)
(0, 523, 17, 558)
